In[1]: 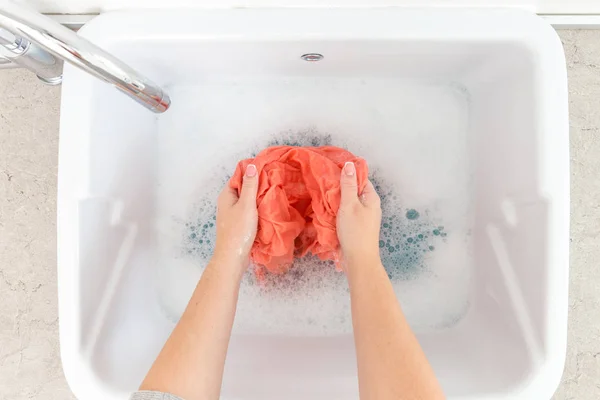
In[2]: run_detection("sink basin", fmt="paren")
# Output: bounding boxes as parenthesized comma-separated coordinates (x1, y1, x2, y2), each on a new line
(58, 8, 569, 400)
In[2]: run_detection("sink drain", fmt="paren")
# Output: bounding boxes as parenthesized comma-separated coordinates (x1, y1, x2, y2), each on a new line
(301, 53, 324, 62)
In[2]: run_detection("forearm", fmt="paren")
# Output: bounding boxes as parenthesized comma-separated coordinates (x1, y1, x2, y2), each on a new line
(347, 256, 444, 400)
(140, 256, 243, 400)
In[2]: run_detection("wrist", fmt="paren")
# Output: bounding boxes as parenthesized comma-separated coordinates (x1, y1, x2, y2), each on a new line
(343, 251, 384, 277)
(207, 252, 248, 283)
(342, 249, 381, 267)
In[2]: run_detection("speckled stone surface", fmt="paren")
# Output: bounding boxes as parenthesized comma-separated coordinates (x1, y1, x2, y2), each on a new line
(0, 70, 74, 399)
(0, 30, 599, 400)
(552, 30, 600, 400)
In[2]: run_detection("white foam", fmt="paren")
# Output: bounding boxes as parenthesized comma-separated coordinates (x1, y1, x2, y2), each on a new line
(154, 76, 473, 335)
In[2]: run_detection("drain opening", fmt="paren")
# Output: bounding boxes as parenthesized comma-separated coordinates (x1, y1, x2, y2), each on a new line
(301, 53, 324, 62)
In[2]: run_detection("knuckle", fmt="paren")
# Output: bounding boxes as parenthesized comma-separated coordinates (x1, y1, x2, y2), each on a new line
(243, 181, 258, 192)
(341, 176, 357, 185)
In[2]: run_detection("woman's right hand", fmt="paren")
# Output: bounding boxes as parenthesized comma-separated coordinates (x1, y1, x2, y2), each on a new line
(336, 161, 382, 269)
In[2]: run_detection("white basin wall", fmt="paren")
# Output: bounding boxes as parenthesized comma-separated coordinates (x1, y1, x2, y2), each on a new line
(58, 9, 569, 400)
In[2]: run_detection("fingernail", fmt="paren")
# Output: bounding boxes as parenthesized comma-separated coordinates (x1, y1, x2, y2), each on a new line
(245, 164, 257, 177)
(343, 162, 355, 176)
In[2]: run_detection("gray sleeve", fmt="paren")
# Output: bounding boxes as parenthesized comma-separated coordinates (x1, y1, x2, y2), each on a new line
(130, 391, 185, 400)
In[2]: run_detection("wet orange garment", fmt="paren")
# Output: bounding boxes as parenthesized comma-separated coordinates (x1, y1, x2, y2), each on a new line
(230, 146, 369, 276)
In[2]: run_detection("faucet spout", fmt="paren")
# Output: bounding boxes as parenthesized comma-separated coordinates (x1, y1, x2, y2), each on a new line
(0, 1, 170, 113)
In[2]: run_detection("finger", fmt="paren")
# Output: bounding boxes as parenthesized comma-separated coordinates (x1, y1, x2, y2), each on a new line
(340, 161, 359, 205)
(360, 180, 381, 208)
(239, 164, 259, 207)
(218, 185, 239, 208)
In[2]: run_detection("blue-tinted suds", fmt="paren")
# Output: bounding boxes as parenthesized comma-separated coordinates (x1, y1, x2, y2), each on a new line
(370, 170, 448, 280)
(181, 132, 449, 283)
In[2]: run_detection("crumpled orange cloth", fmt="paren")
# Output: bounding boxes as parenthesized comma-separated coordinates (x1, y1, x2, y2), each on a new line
(230, 146, 368, 276)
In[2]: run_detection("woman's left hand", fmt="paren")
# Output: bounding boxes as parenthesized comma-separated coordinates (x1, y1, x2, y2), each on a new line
(212, 164, 259, 278)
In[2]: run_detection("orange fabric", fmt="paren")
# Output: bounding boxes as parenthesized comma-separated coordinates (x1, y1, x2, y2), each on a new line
(230, 146, 369, 276)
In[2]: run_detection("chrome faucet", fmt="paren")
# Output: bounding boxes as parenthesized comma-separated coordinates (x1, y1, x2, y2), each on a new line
(0, 1, 170, 113)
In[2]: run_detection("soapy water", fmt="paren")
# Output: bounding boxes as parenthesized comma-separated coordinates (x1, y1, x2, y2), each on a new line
(180, 164, 448, 282)
(154, 78, 473, 335)
(155, 131, 471, 335)
(176, 131, 449, 280)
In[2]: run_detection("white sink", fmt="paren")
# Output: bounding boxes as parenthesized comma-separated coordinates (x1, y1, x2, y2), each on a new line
(58, 8, 569, 400)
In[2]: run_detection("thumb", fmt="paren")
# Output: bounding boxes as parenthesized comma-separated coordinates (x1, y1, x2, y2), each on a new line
(239, 163, 259, 206)
(360, 180, 381, 208)
(340, 162, 359, 205)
